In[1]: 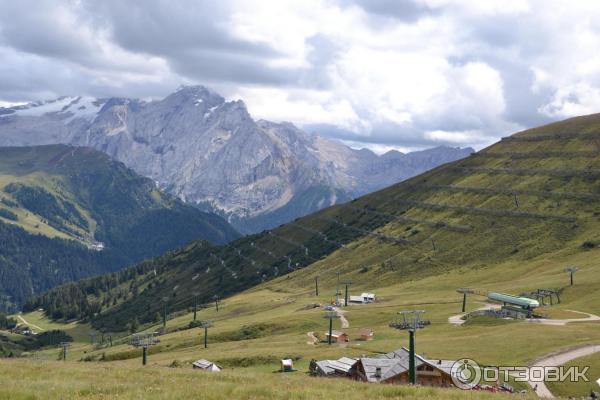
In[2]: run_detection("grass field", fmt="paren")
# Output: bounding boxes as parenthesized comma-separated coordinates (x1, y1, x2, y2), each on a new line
(546, 353, 600, 398)
(6, 117, 600, 398)
(15, 310, 92, 342)
(8, 241, 599, 398)
(0, 359, 534, 400)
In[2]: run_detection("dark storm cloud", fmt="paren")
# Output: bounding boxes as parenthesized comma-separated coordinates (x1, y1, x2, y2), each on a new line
(0, 0, 305, 99)
(0, 1, 96, 63)
(84, 0, 300, 85)
(87, 1, 273, 56)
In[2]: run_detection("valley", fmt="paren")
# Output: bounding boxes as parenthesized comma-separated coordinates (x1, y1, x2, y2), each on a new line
(2, 2, 599, 398)
(0, 144, 238, 310)
(5, 114, 600, 399)
(6, 239, 599, 399)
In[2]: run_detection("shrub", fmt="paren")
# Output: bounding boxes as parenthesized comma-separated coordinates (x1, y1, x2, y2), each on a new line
(581, 241, 598, 250)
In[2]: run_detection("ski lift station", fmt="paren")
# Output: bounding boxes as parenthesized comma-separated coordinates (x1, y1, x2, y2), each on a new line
(487, 292, 540, 318)
(349, 292, 376, 304)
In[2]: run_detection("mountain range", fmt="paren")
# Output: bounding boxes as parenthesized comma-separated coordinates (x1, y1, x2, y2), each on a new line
(28, 113, 600, 331)
(0, 144, 238, 310)
(0, 86, 473, 233)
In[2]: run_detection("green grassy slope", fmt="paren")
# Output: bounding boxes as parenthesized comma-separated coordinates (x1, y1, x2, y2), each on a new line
(36, 113, 600, 332)
(10, 242, 597, 398)
(13, 114, 600, 398)
(0, 145, 239, 310)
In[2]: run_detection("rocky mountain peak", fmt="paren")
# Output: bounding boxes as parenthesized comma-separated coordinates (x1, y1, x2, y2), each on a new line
(0, 86, 474, 233)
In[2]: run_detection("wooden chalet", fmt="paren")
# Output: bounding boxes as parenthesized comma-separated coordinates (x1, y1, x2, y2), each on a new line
(325, 330, 349, 343)
(311, 347, 455, 388)
(310, 357, 358, 378)
(355, 348, 454, 387)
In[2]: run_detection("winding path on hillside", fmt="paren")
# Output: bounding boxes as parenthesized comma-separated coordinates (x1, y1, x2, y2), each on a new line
(526, 310, 600, 326)
(448, 303, 501, 325)
(448, 305, 600, 326)
(527, 344, 600, 398)
(334, 307, 349, 328)
(306, 332, 318, 345)
(306, 308, 348, 345)
(17, 315, 44, 332)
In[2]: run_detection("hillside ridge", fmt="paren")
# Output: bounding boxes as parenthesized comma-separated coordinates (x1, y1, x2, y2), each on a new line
(25, 112, 600, 332)
(0, 144, 238, 310)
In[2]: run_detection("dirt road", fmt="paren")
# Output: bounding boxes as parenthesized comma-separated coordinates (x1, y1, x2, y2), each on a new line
(306, 332, 318, 345)
(526, 310, 600, 326)
(528, 344, 600, 398)
(17, 315, 44, 332)
(448, 303, 501, 325)
(333, 307, 349, 328)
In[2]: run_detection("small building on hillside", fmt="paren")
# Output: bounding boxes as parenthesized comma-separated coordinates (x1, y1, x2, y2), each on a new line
(192, 359, 221, 372)
(359, 328, 374, 341)
(325, 330, 349, 343)
(356, 348, 454, 387)
(280, 359, 294, 372)
(310, 357, 358, 378)
(349, 293, 376, 304)
(311, 347, 455, 388)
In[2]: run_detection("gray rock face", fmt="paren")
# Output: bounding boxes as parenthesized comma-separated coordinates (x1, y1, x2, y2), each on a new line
(0, 86, 473, 233)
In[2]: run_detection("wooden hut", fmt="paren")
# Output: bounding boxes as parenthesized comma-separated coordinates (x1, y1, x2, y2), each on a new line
(325, 330, 349, 343)
(359, 328, 374, 341)
(192, 359, 221, 372)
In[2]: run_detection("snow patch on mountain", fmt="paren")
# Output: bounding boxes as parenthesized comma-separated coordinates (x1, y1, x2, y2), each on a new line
(0, 85, 474, 233)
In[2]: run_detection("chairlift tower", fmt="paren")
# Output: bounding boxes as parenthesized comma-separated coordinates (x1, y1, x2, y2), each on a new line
(389, 310, 430, 385)
(335, 272, 341, 306)
(131, 332, 159, 366)
(59, 342, 71, 361)
(340, 279, 352, 307)
(323, 311, 340, 345)
(565, 267, 579, 286)
(162, 296, 169, 329)
(315, 275, 319, 297)
(88, 332, 97, 345)
(199, 320, 213, 349)
(213, 294, 220, 312)
(192, 291, 200, 321)
(457, 288, 475, 313)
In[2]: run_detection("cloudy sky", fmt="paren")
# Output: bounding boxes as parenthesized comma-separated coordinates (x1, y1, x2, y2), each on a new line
(1, 0, 599, 152)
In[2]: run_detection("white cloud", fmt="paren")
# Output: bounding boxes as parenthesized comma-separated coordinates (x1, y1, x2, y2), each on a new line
(0, 0, 599, 150)
(539, 83, 600, 118)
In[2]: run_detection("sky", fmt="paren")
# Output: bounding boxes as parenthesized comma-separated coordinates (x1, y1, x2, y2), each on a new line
(1, 0, 600, 152)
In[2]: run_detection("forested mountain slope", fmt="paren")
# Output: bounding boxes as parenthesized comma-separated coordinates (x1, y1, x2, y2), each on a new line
(0, 145, 238, 310)
(27, 114, 600, 331)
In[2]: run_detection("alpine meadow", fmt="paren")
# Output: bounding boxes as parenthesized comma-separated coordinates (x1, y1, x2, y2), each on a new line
(1, 1, 600, 399)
